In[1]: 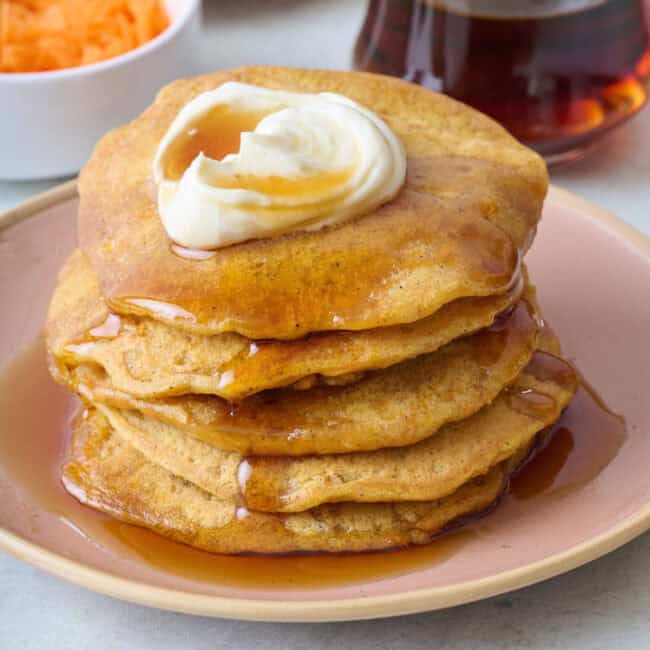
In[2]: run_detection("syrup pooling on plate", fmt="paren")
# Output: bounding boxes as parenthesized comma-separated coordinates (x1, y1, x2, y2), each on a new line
(0, 336, 627, 588)
(101, 519, 477, 589)
(0, 338, 82, 537)
(510, 380, 626, 500)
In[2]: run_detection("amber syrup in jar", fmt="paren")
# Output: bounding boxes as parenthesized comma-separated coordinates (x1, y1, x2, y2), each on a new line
(354, 0, 650, 163)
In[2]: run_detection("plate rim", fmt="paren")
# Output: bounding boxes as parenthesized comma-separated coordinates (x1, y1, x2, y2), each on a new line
(1, 181, 649, 622)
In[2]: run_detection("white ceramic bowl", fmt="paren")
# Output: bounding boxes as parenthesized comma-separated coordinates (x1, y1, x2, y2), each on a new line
(0, 0, 201, 180)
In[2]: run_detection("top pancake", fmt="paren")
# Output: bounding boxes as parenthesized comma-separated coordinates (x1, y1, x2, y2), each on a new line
(78, 66, 547, 340)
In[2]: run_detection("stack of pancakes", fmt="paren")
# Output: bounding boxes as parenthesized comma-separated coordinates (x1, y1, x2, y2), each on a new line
(46, 67, 578, 554)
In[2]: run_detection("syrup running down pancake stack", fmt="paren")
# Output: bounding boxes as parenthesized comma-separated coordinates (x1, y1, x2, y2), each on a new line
(46, 67, 578, 554)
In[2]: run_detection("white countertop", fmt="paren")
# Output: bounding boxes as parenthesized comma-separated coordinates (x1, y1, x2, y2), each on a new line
(1, 1, 649, 647)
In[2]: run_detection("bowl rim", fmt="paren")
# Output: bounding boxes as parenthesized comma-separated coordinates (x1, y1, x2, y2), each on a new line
(0, 181, 649, 622)
(0, 0, 200, 84)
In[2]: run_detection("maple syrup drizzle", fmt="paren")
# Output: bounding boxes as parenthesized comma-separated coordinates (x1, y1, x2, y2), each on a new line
(209, 168, 354, 199)
(170, 244, 217, 261)
(124, 298, 196, 323)
(89, 313, 122, 339)
(0, 336, 626, 590)
(162, 102, 355, 206)
(161, 105, 267, 181)
(506, 387, 558, 420)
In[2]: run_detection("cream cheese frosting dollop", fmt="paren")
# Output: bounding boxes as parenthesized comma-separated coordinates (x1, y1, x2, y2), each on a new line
(153, 82, 406, 250)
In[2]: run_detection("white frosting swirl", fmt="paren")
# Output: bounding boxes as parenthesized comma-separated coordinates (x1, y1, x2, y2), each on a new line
(153, 82, 406, 250)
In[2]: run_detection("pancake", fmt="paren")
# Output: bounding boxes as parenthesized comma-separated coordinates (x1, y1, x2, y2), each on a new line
(95, 351, 577, 513)
(47, 250, 524, 400)
(46, 65, 572, 557)
(52, 299, 539, 456)
(63, 407, 529, 554)
(78, 66, 547, 340)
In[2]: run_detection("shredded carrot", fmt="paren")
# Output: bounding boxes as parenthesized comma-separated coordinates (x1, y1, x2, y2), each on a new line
(0, 0, 169, 73)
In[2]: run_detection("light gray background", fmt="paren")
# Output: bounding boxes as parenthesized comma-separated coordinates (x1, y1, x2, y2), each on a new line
(1, 2, 649, 647)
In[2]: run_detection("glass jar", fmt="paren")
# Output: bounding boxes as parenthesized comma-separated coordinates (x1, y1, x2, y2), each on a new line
(354, 0, 650, 164)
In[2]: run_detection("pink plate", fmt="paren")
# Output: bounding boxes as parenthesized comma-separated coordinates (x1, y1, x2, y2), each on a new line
(0, 182, 649, 621)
